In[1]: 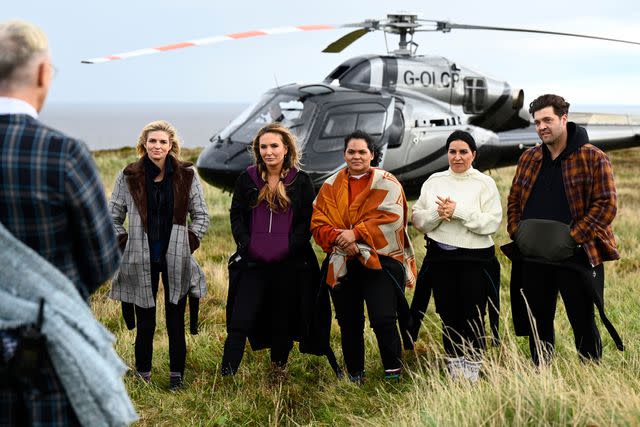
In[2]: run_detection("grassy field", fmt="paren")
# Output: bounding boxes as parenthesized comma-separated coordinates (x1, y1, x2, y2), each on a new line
(91, 147, 640, 426)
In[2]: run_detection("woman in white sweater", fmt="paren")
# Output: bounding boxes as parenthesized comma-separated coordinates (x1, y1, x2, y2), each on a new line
(410, 130, 502, 382)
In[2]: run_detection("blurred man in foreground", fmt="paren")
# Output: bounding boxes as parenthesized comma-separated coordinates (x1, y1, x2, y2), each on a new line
(0, 20, 135, 425)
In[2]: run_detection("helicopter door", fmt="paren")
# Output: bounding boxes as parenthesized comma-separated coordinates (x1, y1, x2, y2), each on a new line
(387, 107, 404, 148)
(307, 100, 392, 174)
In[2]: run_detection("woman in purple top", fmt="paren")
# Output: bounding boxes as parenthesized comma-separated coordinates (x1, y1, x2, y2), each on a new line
(221, 122, 318, 375)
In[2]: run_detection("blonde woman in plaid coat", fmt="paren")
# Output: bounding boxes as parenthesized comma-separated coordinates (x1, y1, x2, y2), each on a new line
(109, 120, 209, 390)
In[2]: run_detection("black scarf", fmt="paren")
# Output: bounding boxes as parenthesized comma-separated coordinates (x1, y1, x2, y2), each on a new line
(144, 155, 174, 262)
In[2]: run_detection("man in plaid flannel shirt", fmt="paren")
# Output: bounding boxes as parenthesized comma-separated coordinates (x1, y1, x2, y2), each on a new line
(0, 20, 121, 425)
(506, 94, 620, 365)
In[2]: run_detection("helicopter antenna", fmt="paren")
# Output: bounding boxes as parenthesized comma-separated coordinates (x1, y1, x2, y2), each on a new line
(273, 74, 280, 89)
(408, 33, 419, 55)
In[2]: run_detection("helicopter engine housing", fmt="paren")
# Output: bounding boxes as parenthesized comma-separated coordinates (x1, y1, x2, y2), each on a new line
(324, 55, 530, 133)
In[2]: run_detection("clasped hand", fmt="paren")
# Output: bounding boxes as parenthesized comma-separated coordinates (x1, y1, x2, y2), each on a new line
(335, 229, 359, 256)
(436, 196, 456, 221)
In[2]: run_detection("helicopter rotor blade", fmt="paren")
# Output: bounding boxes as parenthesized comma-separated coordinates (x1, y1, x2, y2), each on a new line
(82, 15, 640, 64)
(322, 28, 371, 53)
(81, 25, 337, 64)
(417, 20, 640, 46)
(340, 19, 383, 30)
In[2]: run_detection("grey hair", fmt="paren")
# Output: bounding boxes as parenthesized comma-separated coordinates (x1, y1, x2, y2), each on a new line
(0, 20, 49, 88)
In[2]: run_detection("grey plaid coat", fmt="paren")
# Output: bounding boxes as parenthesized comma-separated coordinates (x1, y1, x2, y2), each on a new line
(109, 156, 209, 308)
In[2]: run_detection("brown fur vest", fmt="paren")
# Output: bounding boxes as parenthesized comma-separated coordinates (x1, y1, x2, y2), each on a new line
(122, 155, 195, 230)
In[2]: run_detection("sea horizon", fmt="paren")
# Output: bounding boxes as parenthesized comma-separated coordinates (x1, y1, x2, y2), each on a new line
(39, 102, 640, 151)
(39, 102, 249, 150)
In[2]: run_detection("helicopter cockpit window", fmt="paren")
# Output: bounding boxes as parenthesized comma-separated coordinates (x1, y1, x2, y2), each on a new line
(339, 62, 371, 88)
(357, 112, 385, 135)
(256, 98, 304, 124)
(223, 94, 314, 144)
(217, 96, 266, 142)
(322, 114, 358, 138)
(315, 110, 386, 153)
(463, 78, 487, 114)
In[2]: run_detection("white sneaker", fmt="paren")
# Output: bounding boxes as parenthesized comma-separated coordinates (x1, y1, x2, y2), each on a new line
(463, 359, 482, 383)
(446, 357, 465, 380)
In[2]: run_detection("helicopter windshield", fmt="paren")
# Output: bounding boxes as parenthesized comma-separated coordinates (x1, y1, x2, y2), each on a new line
(217, 96, 265, 142)
(221, 94, 314, 144)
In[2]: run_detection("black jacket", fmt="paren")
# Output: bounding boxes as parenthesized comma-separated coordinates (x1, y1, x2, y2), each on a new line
(227, 168, 339, 373)
(230, 168, 315, 258)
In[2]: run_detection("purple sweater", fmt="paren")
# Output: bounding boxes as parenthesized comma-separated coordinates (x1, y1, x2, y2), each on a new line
(247, 165, 296, 263)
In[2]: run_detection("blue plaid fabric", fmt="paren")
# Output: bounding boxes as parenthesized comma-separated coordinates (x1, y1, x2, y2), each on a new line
(0, 114, 120, 297)
(0, 337, 81, 427)
(0, 331, 17, 361)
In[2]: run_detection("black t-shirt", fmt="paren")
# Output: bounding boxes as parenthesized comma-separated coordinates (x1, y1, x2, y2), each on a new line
(521, 144, 572, 224)
(144, 156, 174, 262)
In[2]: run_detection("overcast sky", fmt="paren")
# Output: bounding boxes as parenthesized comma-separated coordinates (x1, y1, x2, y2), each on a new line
(4, 0, 640, 106)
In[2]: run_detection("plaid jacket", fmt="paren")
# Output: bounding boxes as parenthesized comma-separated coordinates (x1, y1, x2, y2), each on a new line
(109, 156, 209, 308)
(1, 348, 81, 426)
(507, 123, 619, 266)
(0, 114, 120, 297)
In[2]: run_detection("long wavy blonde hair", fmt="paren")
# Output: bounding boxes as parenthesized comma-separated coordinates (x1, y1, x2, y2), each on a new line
(251, 123, 301, 212)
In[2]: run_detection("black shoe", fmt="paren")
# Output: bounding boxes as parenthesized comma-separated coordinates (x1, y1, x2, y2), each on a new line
(220, 366, 235, 377)
(348, 371, 365, 385)
(169, 374, 183, 391)
(135, 371, 151, 383)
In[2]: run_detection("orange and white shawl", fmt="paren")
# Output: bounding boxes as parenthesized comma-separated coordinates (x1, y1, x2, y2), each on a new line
(311, 168, 416, 288)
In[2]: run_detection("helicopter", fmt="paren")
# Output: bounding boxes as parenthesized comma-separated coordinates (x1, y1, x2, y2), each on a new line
(83, 13, 640, 198)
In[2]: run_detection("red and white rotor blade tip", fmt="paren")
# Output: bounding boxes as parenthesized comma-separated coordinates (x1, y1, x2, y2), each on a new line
(81, 25, 337, 64)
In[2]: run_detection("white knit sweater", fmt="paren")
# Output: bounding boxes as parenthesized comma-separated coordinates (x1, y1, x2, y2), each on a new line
(412, 167, 502, 249)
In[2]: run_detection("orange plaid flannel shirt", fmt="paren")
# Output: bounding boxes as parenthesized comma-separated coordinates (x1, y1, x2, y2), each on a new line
(507, 142, 619, 266)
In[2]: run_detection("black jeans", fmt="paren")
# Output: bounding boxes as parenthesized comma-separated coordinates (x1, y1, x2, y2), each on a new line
(221, 263, 296, 374)
(521, 255, 602, 364)
(428, 261, 488, 358)
(135, 261, 188, 374)
(330, 258, 403, 377)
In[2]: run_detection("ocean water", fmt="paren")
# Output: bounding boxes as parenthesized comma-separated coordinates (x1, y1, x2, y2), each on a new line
(39, 103, 639, 151)
(39, 103, 247, 150)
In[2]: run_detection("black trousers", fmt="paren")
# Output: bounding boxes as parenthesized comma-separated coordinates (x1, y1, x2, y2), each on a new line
(521, 256, 602, 364)
(221, 263, 296, 373)
(330, 258, 403, 377)
(425, 260, 488, 358)
(135, 261, 188, 374)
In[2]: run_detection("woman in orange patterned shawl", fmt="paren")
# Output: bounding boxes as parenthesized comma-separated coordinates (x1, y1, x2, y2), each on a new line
(311, 130, 416, 382)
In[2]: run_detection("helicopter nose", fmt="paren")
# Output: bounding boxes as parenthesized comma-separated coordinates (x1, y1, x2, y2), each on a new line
(196, 143, 251, 191)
